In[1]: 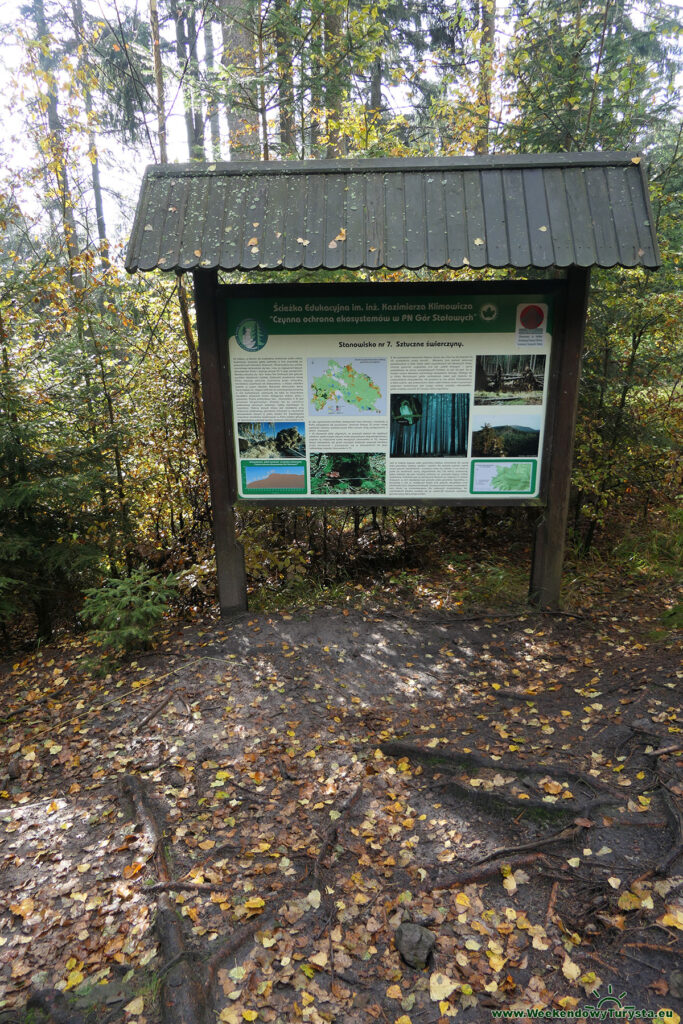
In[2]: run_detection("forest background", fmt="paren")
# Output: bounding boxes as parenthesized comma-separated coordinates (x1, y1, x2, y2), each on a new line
(0, 0, 681, 647)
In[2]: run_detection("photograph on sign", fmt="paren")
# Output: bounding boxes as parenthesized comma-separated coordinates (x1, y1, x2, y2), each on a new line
(310, 452, 386, 495)
(470, 408, 542, 459)
(474, 354, 546, 405)
(227, 291, 553, 502)
(237, 421, 306, 459)
(389, 393, 470, 457)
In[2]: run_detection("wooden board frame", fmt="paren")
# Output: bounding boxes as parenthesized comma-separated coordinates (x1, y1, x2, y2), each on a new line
(194, 271, 590, 614)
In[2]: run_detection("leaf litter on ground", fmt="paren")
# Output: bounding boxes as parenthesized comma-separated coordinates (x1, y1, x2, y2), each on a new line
(0, 587, 681, 1023)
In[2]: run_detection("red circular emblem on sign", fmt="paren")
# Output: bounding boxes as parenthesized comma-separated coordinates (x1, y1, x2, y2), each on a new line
(520, 304, 544, 330)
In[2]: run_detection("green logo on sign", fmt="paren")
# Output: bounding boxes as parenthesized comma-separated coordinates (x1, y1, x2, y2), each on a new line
(236, 319, 268, 351)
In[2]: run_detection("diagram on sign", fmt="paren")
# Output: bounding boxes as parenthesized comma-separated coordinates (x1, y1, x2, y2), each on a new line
(308, 358, 387, 416)
(470, 460, 535, 494)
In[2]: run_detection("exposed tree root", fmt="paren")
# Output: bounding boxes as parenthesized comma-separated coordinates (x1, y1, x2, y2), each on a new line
(470, 823, 586, 866)
(26, 990, 89, 1024)
(381, 741, 620, 820)
(430, 852, 547, 890)
(655, 783, 683, 875)
(119, 775, 207, 1024)
(205, 917, 273, 988)
(156, 894, 208, 1024)
(381, 740, 615, 796)
(313, 784, 363, 888)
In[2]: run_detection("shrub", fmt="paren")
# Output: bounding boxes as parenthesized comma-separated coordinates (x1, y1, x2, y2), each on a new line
(82, 567, 178, 655)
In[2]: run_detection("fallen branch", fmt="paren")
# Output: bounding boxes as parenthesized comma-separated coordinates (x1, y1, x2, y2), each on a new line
(223, 777, 271, 805)
(645, 744, 683, 758)
(147, 881, 230, 894)
(431, 852, 547, 890)
(135, 691, 176, 731)
(0, 680, 71, 726)
(622, 942, 682, 954)
(546, 881, 560, 928)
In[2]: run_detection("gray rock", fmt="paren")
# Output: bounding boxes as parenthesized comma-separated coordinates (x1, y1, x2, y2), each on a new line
(669, 970, 683, 999)
(394, 922, 436, 969)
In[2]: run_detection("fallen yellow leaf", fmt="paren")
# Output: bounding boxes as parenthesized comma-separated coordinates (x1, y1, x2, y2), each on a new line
(429, 972, 458, 1001)
(562, 957, 581, 982)
(123, 995, 144, 1014)
(64, 969, 84, 991)
(10, 898, 34, 919)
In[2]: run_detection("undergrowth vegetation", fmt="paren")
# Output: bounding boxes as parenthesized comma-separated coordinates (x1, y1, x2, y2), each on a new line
(0, 1, 681, 650)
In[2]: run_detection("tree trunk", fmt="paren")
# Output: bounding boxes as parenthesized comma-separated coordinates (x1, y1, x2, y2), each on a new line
(369, 57, 382, 116)
(33, 0, 80, 274)
(72, 0, 109, 265)
(177, 273, 207, 459)
(204, 18, 222, 159)
(169, 0, 204, 160)
(149, 0, 168, 162)
(219, 0, 262, 158)
(474, 0, 496, 155)
(324, 4, 345, 157)
(257, 0, 270, 160)
(275, 0, 296, 155)
(187, 8, 206, 159)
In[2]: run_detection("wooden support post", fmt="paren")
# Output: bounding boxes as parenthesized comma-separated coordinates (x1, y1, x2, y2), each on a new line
(193, 270, 247, 614)
(529, 267, 591, 609)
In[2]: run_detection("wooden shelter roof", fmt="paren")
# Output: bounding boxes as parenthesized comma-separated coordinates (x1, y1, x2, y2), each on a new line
(125, 152, 660, 274)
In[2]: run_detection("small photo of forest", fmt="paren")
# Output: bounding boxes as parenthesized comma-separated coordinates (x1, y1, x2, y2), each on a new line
(471, 409, 542, 458)
(390, 393, 470, 458)
(238, 421, 306, 459)
(310, 453, 386, 495)
(474, 354, 546, 405)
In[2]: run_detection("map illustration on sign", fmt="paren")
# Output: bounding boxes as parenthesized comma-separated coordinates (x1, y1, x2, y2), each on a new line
(470, 459, 535, 494)
(307, 358, 387, 416)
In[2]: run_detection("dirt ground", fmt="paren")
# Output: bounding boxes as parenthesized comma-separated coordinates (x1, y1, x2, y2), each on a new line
(0, 592, 681, 1024)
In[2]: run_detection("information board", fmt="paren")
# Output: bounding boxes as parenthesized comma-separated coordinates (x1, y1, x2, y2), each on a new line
(227, 290, 553, 501)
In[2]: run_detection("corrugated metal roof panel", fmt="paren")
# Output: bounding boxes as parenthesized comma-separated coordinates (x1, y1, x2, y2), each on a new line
(125, 153, 661, 273)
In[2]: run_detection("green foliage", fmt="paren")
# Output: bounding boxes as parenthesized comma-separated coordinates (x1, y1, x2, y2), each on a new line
(81, 567, 178, 655)
(0, 293, 108, 637)
(502, 0, 681, 152)
(611, 507, 683, 580)
(0, 0, 680, 649)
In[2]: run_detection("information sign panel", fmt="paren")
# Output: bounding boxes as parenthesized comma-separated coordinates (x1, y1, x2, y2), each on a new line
(227, 290, 554, 501)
